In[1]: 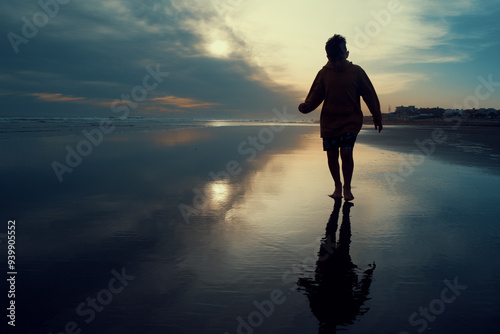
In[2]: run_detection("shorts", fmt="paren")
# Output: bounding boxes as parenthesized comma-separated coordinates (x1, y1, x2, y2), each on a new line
(323, 132, 357, 151)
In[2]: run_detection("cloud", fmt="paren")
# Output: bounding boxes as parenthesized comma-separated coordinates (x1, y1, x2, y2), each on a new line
(371, 72, 428, 95)
(0, 0, 298, 118)
(28, 91, 221, 115)
(172, 0, 490, 96)
(1, 0, 499, 117)
(31, 93, 85, 103)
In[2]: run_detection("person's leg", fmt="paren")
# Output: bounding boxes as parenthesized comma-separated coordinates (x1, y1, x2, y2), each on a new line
(327, 149, 343, 198)
(340, 148, 354, 201)
(338, 133, 357, 201)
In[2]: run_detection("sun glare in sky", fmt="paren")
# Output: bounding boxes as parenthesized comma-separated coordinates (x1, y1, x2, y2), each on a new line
(208, 40, 230, 58)
(185, 0, 500, 110)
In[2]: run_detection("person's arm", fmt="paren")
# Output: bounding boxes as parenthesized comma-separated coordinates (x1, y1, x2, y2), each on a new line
(358, 69, 383, 132)
(299, 70, 325, 114)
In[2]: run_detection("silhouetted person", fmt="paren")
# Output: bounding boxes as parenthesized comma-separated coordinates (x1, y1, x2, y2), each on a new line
(298, 34, 383, 201)
(298, 200, 376, 333)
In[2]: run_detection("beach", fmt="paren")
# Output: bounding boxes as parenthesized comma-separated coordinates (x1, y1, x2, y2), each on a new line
(1, 122, 500, 333)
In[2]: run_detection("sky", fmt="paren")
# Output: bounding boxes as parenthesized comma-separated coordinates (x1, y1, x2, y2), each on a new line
(1, 0, 500, 120)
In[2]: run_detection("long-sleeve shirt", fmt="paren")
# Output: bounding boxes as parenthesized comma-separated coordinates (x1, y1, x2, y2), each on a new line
(303, 61, 382, 138)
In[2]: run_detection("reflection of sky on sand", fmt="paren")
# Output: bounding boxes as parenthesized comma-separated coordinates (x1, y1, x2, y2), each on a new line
(197, 129, 500, 333)
(3, 125, 500, 333)
(222, 133, 329, 234)
(206, 180, 232, 206)
(220, 136, 407, 237)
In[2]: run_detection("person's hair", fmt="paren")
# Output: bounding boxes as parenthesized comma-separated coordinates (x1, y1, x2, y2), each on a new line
(325, 34, 347, 59)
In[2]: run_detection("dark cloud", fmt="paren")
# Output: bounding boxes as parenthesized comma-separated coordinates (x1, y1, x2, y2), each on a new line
(0, 0, 298, 119)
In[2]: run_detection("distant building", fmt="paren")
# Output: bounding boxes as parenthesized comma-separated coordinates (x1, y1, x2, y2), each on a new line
(419, 107, 445, 118)
(383, 106, 499, 122)
(395, 105, 416, 115)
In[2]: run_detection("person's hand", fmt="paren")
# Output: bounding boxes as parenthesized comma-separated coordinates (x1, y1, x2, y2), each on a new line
(374, 122, 383, 133)
(298, 103, 309, 114)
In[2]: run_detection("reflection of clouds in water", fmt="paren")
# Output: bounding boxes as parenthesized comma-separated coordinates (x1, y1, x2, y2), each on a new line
(216, 137, 406, 234)
(7, 124, 500, 333)
(151, 129, 213, 147)
(221, 147, 326, 226)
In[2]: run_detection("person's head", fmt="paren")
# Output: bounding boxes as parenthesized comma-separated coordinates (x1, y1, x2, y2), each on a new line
(325, 34, 349, 63)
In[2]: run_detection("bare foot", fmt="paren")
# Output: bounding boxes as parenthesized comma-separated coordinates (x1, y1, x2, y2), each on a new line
(343, 186, 354, 201)
(329, 185, 343, 199)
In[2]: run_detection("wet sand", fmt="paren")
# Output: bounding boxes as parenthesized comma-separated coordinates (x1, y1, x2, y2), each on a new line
(1, 124, 499, 333)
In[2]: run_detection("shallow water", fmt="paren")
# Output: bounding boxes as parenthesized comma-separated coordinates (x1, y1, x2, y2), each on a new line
(1, 125, 499, 333)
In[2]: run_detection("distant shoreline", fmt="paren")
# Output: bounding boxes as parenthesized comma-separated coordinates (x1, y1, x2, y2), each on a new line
(363, 118, 500, 127)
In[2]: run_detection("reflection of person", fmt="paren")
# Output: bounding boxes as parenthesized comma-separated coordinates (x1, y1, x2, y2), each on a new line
(298, 34, 382, 201)
(297, 200, 375, 333)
